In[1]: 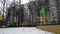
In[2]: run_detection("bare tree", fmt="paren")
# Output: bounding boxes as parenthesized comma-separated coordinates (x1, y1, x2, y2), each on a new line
(0, 0, 11, 20)
(0, 0, 11, 27)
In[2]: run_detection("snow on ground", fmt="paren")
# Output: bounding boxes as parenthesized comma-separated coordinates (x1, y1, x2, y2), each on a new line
(0, 27, 55, 34)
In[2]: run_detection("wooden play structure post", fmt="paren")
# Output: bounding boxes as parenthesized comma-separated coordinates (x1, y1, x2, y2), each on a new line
(40, 14, 46, 25)
(0, 16, 3, 21)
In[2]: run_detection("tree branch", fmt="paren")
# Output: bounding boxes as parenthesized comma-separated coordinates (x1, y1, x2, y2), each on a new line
(0, 7, 3, 10)
(0, 0, 4, 4)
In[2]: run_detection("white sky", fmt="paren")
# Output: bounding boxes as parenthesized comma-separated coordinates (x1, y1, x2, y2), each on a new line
(21, 0, 29, 4)
(9, 0, 30, 4)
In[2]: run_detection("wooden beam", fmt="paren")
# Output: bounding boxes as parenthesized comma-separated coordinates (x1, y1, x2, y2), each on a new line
(36, 25, 60, 34)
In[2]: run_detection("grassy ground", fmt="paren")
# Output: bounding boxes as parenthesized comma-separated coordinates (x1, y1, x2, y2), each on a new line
(37, 25, 60, 34)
